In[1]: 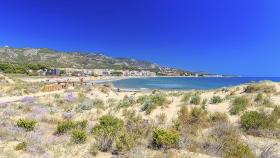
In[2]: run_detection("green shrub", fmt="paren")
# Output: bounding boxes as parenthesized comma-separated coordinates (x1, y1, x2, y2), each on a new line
(175, 106, 208, 135)
(229, 96, 250, 115)
(191, 107, 208, 124)
(152, 128, 180, 149)
(141, 93, 170, 114)
(240, 111, 271, 131)
(210, 112, 228, 123)
(210, 96, 223, 104)
(16, 119, 37, 131)
(190, 95, 201, 105)
(244, 83, 276, 93)
(92, 115, 124, 151)
(176, 106, 190, 127)
(15, 142, 27, 151)
(72, 129, 87, 144)
(56, 120, 76, 134)
(118, 96, 136, 108)
(75, 100, 94, 112)
(124, 112, 152, 140)
(224, 142, 255, 158)
(116, 131, 136, 152)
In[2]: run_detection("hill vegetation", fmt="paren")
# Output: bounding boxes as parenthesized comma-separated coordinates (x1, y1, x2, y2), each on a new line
(0, 47, 189, 74)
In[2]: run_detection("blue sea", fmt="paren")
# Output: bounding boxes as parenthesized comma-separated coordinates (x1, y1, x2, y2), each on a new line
(111, 77, 280, 90)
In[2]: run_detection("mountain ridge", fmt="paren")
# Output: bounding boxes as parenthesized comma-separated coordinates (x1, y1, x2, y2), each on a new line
(0, 46, 198, 75)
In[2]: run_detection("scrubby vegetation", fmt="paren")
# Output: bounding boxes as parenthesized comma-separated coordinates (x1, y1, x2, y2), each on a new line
(209, 112, 228, 124)
(0, 62, 50, 75)
(210, 96, 223, 104)
(152, 128, 180, 150)
(240, 110, 280, 137)
(240, 111, 271, 131)
(118, 95, 136, 108)
(224, 142, 255, 158)
(72, 129, 87, 144)
(245, 82, 276, 93)
(190, 95, 201, 105)
(139, 93, 170, 114)
(15, 142, 27, 151)
(175, 106, 208, 135)
(1, 79, 279, 157)
(16, 119, 37, 131)
(207, 122, 255, 158)
(229, 96, 251, 115)
(91, 115, 124, 152)
(56, 120, 76, 134)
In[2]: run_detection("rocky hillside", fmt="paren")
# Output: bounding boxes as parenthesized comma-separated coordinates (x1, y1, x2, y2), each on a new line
(0, 47, 167, 71)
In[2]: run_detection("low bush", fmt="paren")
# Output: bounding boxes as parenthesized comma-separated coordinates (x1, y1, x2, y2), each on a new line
(72, 129, 87, 144)
(152, 128, 180, 150)
(210, 96, 223, 104)
(210, 123, 240, 144)
(207, 123, 242, 157)
(92, 115, 124, 152)
(175, 106, 208, 135)
(15, 142, 27, 151)
(240, 111, 272, 131)
(124, 113, 152, 141)
(76, 99, 104, 112)
(255, 93, 274, 107)
(75, 100, 94, 112)
(224, 142, 255, 158)
(16, 119, 37, 131)
(116, 131, 136, 152)
(118, 96, 136, 108)
(190, 95, 201, 105)
(229, 96, 250, 115)
(208, 125, 236, 154)
(209, 112, 228, 123)
(56, 120, 76, 134)
(141, 93, 170, 114)
(191, 107, 209, 125)
(244, 83, 276, 93)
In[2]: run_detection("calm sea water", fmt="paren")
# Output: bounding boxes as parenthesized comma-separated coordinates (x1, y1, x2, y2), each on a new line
(111, 77, 280, 90)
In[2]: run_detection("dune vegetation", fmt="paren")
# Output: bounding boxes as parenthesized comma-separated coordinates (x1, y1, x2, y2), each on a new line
(0, 76, 280, 158)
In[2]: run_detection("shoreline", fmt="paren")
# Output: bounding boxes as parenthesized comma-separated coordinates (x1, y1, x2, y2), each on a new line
(17, 75, 240, 83)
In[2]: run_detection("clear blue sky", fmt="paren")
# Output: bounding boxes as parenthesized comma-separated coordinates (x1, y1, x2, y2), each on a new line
(0, 0, 280, 76)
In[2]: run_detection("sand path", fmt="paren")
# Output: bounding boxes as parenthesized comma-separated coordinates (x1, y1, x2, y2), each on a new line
(0, 90, 65, 104)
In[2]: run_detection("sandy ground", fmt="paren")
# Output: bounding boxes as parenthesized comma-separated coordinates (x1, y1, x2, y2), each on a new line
(0, 90, 66, 104)
(1, 75, 280, 158)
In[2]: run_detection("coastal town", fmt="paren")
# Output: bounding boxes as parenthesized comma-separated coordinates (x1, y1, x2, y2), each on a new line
(29, 67, 224, 78)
